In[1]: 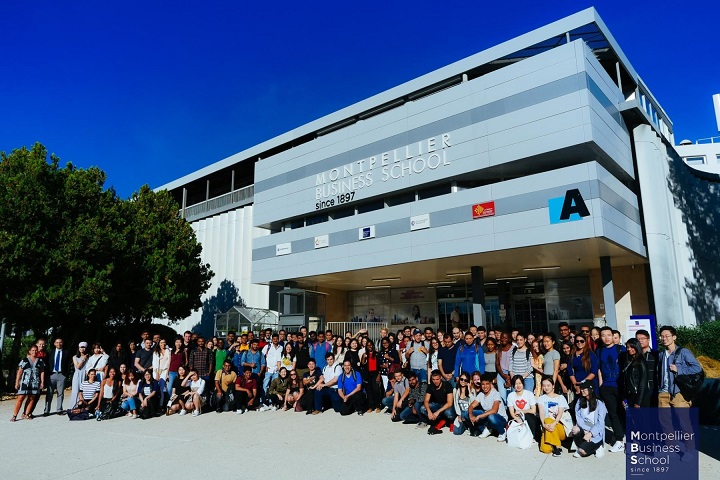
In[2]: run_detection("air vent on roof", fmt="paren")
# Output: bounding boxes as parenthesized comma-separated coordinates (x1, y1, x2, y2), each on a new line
(679, 139, 692, 146)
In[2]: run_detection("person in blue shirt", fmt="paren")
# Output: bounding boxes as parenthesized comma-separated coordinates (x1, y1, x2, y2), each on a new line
(454, 332, 485, 380)
(597, 326, 626, 453)
(337, 360, 367, 416)
(312, 332, 333, 370)
(567, 336, 599, 394)
(240, 339, 266, 377)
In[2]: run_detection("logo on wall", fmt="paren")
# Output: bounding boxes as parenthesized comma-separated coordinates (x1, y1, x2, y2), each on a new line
(410, 214, 430, 231)
(548, 189, 591, 224)
(314, 235, 329, 249)
(359, 225, 376, 240)
(276, 243, 292, 256)
(472, 201, 495, 219)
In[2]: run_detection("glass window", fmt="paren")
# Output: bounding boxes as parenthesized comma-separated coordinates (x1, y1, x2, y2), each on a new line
(305, 213, 328, 226)
(685, 156, 706, 165)
(357, 199, 385, 214)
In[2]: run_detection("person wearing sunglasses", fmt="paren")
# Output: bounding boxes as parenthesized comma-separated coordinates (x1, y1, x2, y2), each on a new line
(451, 374, 475, 435)
(567, 335, 599, 397)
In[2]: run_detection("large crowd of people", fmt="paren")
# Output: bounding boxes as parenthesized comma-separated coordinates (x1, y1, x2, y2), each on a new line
(10, 322, 703, 458)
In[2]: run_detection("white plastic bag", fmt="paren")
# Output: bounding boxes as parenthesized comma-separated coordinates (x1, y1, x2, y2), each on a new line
(506, 413, 533, 449)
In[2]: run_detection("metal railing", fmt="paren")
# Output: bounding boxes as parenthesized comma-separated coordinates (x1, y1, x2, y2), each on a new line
(326, 322, 390, 345)
(695, 136, 720, 144)
(182, 184, 254, 222)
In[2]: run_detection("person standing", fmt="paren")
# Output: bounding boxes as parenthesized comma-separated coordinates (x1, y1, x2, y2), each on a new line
(86, 343, 109, 382)
(658, 326, 703, 408)
(622, 338, 649, 408)
(70, 342, 89, 410)
(437, 334, 458, 386)
(11, 345, 45, 421)
(188, 336, 213, 382)
(152, 339, 171, 407)
(597, 326, 626, 453)
(44, 337, 71, 416)
(635, 329, 658, 406)
(405, 329, 429, 382)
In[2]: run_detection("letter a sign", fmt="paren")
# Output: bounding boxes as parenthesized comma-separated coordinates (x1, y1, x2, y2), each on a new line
(548, 189, 591, 224)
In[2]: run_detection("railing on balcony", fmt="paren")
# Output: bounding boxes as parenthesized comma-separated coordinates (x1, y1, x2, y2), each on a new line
(182, 184, 254, 222)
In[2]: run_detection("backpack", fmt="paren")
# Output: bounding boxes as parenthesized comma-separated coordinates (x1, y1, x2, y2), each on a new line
(511, 346, 531, 362)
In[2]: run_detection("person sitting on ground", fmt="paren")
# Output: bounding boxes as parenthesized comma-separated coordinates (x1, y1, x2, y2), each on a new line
(137, 369, 161, 418)
(77, 368, 101, 415)
(180, 368, 206, 417)
(537, 375, 569, 456)
(167, 365, 188, 415)
(570, 380, 607, 458)
(420, 369, 455, 435)
(234, 366, 258, 414)
(467, 374, 507, 441)
(313, 352, 342, 414)
(268, 367, 290, 410)
(451, 373, 475, 435)
(400, 371, 427, 424)
(507, 374, 539, 442)
(300, 359, 322, 413)
(97, 367, 121, 420)
(214, 359, 238, 413)
(337, 360, 367, 416)
(120, 370, 139, 418)
(284, 369, 304, 411)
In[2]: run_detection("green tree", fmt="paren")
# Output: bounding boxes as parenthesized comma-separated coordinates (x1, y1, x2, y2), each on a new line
(0, 144, 213, 385)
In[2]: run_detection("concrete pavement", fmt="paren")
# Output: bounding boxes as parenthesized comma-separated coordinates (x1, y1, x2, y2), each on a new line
(1, 399, 718, 480)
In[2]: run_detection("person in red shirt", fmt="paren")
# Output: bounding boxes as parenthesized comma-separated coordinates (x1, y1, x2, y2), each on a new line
(234, 367, 257, 413)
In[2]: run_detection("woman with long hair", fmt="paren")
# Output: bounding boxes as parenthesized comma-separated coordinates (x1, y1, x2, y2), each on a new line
(509, 332, 534, 393)
(590, 327, 602, 351)
(98, 367, 121, 420)
(11, 345, 45, 422)
(361, 341, 382, 412)
(571, 380, 607, 458)
(87, 343, 109, 382)
(168, 336, 186, 399)
(623, 338, 649, 408)
(126, 341, 138, 369)
(121, 370, 139, 418)
(137, 369, 160, 418)
(346, 338, 361, 372)
(70, 342, 88, 410)
(167, 365, 189, 415)
(537, 376, 569, 456)
(530, 340, 544, 397)
(333, 337, 347, 365)
(152, 338, 171, 407)
(281, 342, 297, 371)
(77, 369, 101, 415)
(181, 368, 206, 417)
(427, 337, 441, 381)
(379, 337, 400, 391)
(268, 367, 290, 410)
(284, 369, 304, 411)
(451, 373, 474, 435)
(108, 342, 126, 374)
(567, 335, 599, 396)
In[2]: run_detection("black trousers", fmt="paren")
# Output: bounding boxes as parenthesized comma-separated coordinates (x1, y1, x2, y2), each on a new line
(340, 392, 368, 416)
(364, 373, 382, 409)
(215, 389, 236, 412)
(599, 385, 624, 443)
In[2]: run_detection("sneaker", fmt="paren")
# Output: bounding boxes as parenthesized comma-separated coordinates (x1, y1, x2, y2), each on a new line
(305, 410, 314, 415)
(427, 427, 443, 435)
(415, 422, 427, 429)
(595, 445, 605, 458)
(131, 414, 138, 419)
(552, 446, 562, 457)
(497, 433, 506, 442)
(236, 409, 245, 415)
(573, 451, 581, 458)
(178, 410, 187, 416)
(479, 428, 491, 439)
(192, 410, 200, 417)
(358, 411, 364, 416)
(402, 419, 415, 425)
(469, 429, 481, 437)
(259, 405, 270, 412)
(609, 441, 624, 453)
(271, 406, 278, 411)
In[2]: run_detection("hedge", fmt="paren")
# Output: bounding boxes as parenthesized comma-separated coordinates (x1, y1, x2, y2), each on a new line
(673, 320, 720, 361)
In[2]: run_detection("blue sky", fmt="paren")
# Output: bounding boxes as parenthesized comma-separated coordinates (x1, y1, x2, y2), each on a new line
(1, 1, 718, 198)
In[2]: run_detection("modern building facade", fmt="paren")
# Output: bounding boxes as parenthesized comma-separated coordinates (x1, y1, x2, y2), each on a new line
(158, 8, 718, 336)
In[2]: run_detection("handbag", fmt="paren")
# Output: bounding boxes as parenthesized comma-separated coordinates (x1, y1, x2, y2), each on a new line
(560, 409, 574, 437)
(672, 347, 705, 400)
(506, 413, 533, 449)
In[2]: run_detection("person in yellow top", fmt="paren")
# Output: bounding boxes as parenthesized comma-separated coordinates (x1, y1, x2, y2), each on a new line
(214, 360, 238, 413)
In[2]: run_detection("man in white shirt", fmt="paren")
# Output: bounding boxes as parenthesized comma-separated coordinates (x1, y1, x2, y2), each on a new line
(468, 375, 508, 440)
(260, 333, 283, 411)
(313, 353, 342, 414)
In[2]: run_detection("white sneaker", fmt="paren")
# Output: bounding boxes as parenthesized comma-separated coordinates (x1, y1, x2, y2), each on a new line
(479, 428, 491, 439)
(271, 405, 277, 411)
(497, 433, 506, 442)
(595, 445, 605, 458)
(236, 409, 245, 415)
(192, 410, 200, 417)
(609, 441, 624, 453)
(573, 451, 581, 458)
(178, 410, 187, 416)
(259, 405, 270, 412)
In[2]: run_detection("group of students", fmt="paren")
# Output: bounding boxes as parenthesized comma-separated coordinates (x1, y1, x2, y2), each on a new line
(10, 323, 703, 459)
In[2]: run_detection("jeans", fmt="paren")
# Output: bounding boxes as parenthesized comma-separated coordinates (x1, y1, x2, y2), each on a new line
(497, 370, 510, 403)
(419, 402, 455, 425)
(157, 378, 167, 408)
(381, 396, 394, 409)
(522, 376, 534, 394)
(262, 372, 278, 404)
(465, 409, 506, 434)
(314, 387, 341, 413)
(399, 405, 418, 422)
(411, 368, 428, 383)
(121, 397, 136, 412)
(167, 372, 178, 395)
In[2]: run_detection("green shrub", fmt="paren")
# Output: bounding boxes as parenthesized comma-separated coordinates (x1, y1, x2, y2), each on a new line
(674, 320, 720, 360)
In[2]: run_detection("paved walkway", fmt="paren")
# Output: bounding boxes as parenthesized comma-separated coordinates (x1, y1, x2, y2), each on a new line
(1, 399, 718, 479)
